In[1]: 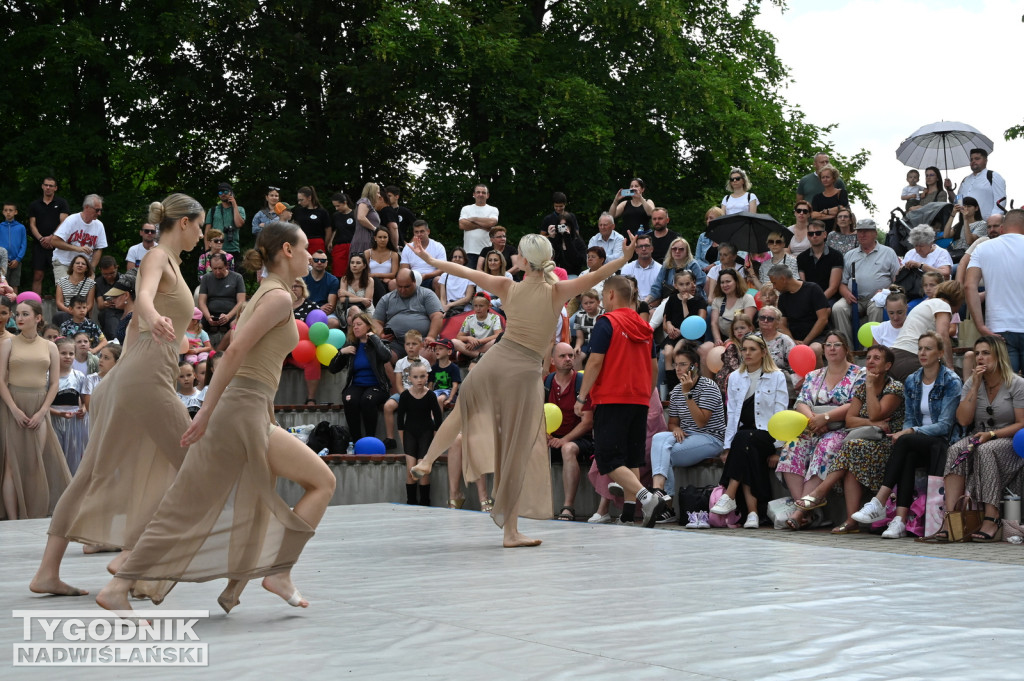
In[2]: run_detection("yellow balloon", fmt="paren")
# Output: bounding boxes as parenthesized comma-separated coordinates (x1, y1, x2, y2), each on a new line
(767, 410, 809, 443)
(544, 403, 563, 434)
(316, 343, 338, 366)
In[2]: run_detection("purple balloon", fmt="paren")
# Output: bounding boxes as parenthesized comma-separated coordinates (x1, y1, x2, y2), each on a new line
(16, 291, 42, 304)
(305, 309, 329, 327)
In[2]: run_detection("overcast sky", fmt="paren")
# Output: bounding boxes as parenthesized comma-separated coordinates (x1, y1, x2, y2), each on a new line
(757, 0, 1024, 222)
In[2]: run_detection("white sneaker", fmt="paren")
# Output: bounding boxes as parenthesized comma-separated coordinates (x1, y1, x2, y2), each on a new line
(881, 516, 907, 539)
(695, 510, 712, 529)
(710, 493, 737, 515)
(607, 482, 624, 498)
(851, 497, 886, 524)
(684, 511, 700, 528)
(587, 512, 611, 524)
(743, 512, 760, 529)
(639, 493, 666, 528)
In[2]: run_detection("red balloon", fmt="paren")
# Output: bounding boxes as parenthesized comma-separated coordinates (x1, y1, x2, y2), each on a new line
(292, 339, 317, 365)
(296, 319, 309, 342)
(754, 292, 764, 310)
(788, 344, 816, 377)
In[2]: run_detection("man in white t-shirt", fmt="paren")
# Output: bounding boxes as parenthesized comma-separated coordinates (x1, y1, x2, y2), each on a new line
(125, 223, 158, 271)
(947, 148, 1007, 218)
(458, 184, 498, 270)
(400, 220, 446, 291)
(966, 209, 1024, 371)
(49, 194, 107, 282)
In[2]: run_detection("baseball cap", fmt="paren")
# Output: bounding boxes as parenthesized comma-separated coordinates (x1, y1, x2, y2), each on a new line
(217, 182, 233, 193)
(274, 202, 295, 215)
(431, 338, 454, 351)
(105, 273, 136, 297)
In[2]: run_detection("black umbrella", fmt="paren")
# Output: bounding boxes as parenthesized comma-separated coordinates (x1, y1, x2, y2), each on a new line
(706, 212, 790, 255)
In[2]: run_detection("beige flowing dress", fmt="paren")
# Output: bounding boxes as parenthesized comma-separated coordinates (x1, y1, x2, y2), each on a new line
(0, 334, 71, 519)
(48, 246, 194, 547)
(459, 279, 556, 528)
(118, 273, 313, 608)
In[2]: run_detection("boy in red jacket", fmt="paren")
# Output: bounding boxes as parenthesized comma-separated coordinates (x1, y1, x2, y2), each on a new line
(575, 275, 664, 527)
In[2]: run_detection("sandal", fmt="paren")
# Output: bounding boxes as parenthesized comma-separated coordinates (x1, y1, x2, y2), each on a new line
(785, 515, 810, 531)
(556, 506, 576, 522)
(831, 522, 860, 535)
(305, 398, 316, 406)
(481, 498, 494, 513)
(448, 497, 465, 510)
(795, 495, 827, 512)
(971, 516, 1003, 543)
(916, 516, 951, 543)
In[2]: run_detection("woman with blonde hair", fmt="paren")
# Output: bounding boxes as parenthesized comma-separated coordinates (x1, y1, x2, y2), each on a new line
(408, 232, 638, 547)
(696, 206, 725, 272)
(650, 237, 705, 301)
(721, 168, 758, 215)
(350, 182, 384, 256)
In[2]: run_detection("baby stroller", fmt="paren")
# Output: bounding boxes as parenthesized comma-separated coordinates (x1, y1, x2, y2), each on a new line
(886, 202, 954, 259)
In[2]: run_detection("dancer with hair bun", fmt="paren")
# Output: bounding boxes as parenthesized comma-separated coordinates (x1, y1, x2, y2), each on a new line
(31, 193, 203, 597)
(408, 232, 636, 547)
(98, 221, 336, 614)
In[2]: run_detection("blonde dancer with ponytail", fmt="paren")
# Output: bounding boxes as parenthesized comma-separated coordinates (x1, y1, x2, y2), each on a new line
(408, 231, 637, 546)
(33, 194, 203, 597)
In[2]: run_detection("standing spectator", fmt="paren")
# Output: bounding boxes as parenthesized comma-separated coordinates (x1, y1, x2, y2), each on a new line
(721, 167, 759, 215)
(380, 185, 416, 248)
(302, 249, 340, 318)
(292, 186, 330, 257)
(125, 223, 158, 271)
(49, 337, 90, 475)
(329, 193, 356, 278)
(965, 209, 1024, 371)
(477, 225, 520, 277)
(382, 330, 432, 449)
(810, 165, 848, 232)
(796, 151, 847, 204)
(203, 182, 245, 263)
(587, 213, 624, 261)
(648, 207, 680, 263)
(197, 229, 235, 276)
(546, 342, 595, 522)
(50, 194, 106, 281)
(458, 184, 499, 270)
(365, 227, 400, 293)
(826, 207, 859, 256)
(27, 177, 69, 295)
(908, 166, 948, 211)
(620, 234, 662, 302)
(397, 365, 443, 506)
(92, 256, 121, 341)
(831, 219, 901, 346)
(797, 219, 843, 302)
(539, 192, 579, 236)
(648, 237, 705, 305)
(947, 148, 1007, 218)
(787, 201, 813, 257)
(250, 185, 280, 236)
(770, 265, 830, 351)
(542, 208, 586, 274)
(573, 289, 604, 368)
(0, 202, 27, 289)
(608, 178, 655, 234)
(60, 297, 107, 354)
(400, 220, 446, 290)
(351, 182, 383, 256)
(198, 254, 247, 346)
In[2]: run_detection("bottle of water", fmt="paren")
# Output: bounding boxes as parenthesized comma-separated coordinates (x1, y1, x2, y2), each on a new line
(347, 442, 355, 455)
(316, 448, 329, 457)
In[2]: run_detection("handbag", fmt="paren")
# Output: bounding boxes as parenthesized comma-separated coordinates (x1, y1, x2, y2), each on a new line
(893, 266, 924, 300)
(958, 317, 980, 349)
(842, 425, 884, 443)
(810, 404, 844, 431)
(945, 495, 984, 542)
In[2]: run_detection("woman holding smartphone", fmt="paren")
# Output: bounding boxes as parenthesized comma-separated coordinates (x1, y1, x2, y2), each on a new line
(609, 178, 655, 234)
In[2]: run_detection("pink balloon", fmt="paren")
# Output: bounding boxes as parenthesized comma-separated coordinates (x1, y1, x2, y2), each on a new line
(16, 291, 42, 304)
(788, 344, 816, 377)
(706, 346, 725, 373)
(295, 319, 310, 342)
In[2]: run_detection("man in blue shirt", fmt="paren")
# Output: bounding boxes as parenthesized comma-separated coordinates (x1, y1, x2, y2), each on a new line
(303, 249, 340, 325)
(0, 202, 27, 290)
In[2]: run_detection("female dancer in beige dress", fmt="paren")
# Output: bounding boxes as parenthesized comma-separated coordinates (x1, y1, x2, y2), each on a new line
(0, 300, 70, 519)
(30, 194, 202, 596)
(408, 232, 635, 547)
(97, 221, 336, 614)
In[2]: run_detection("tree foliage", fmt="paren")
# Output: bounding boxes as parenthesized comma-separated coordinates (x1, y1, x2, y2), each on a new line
(0, 0, 871, 259)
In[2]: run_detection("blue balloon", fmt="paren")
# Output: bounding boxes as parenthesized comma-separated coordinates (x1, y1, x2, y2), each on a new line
(1013, 429, 1024, 459)
(680, 315, 707, 341)
(354, 436, 386, 455)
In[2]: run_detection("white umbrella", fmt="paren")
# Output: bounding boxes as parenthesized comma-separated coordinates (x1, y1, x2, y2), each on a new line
(895, 121, 994, 173)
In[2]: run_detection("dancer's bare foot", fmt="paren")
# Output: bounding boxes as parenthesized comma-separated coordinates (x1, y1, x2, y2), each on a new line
(106, 550, 130, 576)
(96, 583, 134, 614)
(410, 462, 432, 480)
(29, 576, 89, 597)
(502, 532, 542, 548)
(262, 573, 308, 608)
(83, 544, 120, 554)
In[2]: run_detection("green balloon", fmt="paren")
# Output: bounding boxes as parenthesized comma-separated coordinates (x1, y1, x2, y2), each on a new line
(309, 321, 330, 345)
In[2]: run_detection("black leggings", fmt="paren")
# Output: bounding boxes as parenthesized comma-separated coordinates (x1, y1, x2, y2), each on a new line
(342, 384, 389, 440)
(402, 429, 434, 460)
(882, 431, 947, 508)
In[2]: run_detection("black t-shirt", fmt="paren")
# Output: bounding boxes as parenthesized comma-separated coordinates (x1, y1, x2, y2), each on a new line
(796, 247, 844, 297)
(541, 210, 580, 235)
(29, 196, 70, 238)
(664, 293, 707, 328)
(332, 210, 357, 245)
(620, 202, 649, 234)
(394, 206, 416, 245)
(651, 229, 680, 263)
(292, 206, 330, 240)
(811, 189, 849, 232)
(778, 281, 829, 341)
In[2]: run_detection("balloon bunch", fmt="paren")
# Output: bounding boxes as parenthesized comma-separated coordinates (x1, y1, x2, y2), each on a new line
(292, 310, 346, 366)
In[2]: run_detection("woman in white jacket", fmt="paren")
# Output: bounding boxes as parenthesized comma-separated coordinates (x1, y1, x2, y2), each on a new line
(709, 333, 789, 528)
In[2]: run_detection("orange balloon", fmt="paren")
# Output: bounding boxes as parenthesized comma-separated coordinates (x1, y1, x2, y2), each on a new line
(706, 346, 725, 373)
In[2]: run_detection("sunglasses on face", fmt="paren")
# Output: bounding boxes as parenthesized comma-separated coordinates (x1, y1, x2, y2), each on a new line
(794, 208, 810, 214)
(808, 230, 824, 236)
(671, 246, 686, 251)
(142, 229, 156, 235)
(312, 258, 328, 263)
(758, 315, 776, 322)
(767, 239, 784, 245)
(730, 176, 743, 182)
(211, 238, 223, 243)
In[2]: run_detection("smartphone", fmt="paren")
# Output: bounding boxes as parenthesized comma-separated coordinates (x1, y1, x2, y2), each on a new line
(621, 189, 635, 197)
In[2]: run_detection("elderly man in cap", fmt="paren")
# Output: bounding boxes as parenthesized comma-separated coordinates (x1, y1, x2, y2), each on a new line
(831, 218, 901, 344)
(204, 182, 246, 264)
(103, 272, 137, 346)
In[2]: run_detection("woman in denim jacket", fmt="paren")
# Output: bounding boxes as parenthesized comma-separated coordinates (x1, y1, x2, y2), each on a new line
(851, 331, 962, 538)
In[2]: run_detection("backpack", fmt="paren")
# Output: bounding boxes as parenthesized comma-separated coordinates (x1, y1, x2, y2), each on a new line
(306, 421, 333, 453)
(543, 371, 583, 397)
(329, 425, 351, 454)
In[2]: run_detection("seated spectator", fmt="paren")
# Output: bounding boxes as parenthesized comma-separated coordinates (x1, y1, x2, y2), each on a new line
(87, 344, 120, 395)
(704, 268, 756, 349)
(901, 226, 952, 280)
(933, 335, 1024, 543)
(900, 169, 924, 210)
(704, 242, 746, 299)
(769, 264, 829, 361)
(871, 288, 908, 348)
(288, 278, 321, 405)
(400, 220, 446, 290)
(709, 334, 789, 528)
(183, 307, 213, 365)
(427, 338, 461, 411)
(648, 237, 705, 305)
(831, 220, 900, 346)
(477, 251, 513, 309)
(708, 312, 755, 399)
(176, 360, 204, 419)
(826, 207, 858, 256)
(545, 343, 595, 522)
(198, 254, 246, 346)
(0, 297, 13, 339)
(197, 229, 235, 276)
(749, 230, 798, 290)
(102, 272, 135, 346)
(797, 220, 843, 301)
(373, 268, 443, 363)
(437, 248, 476, 317)
(59, 296, 106, 353)
(572, 289, 603, 369)
(955, 214, 1002, 286)
(650, 346, 725, 523)
(453, 293, 503, 359)
(291, 278, 318, 320)
(41, 324, 60, 342)
(303, 249, 340, 326)
(787, 201, 813, 257)
(50, 337, 90, 474)
(578, 246, 608, 299)
(328, 312, 392, 442)
(721, 167, 759, 215)
(777, 332, 864, 529)
(365, 227, 400, 292)
(810, 164, 848, 232)
(383, 330, 432, 451)
(796, 345, 903, 535)
(942, 196, 984, 246)
(0, 201, 27, 290)
(661, 271, 706, 388)
(93, 256, 121, 341)
(477, 225, 520, 277)
(336, 253, 376, 328)
(908, 166, 948, 212)
(54, 255, 96, 326)
(621, 234, 662, 302)
(696, 206, 725, 273)
(889, 280, 963, 381)
(587, 212, 624, 261)
(852, 331, 961, 538)
(754, 305, 796, 385)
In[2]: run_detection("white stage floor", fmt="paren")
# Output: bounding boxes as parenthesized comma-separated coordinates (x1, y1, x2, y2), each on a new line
(2, 503, 1022, 680)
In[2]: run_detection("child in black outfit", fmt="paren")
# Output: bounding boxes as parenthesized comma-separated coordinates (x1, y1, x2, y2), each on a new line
(398, 365, 443, 506)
